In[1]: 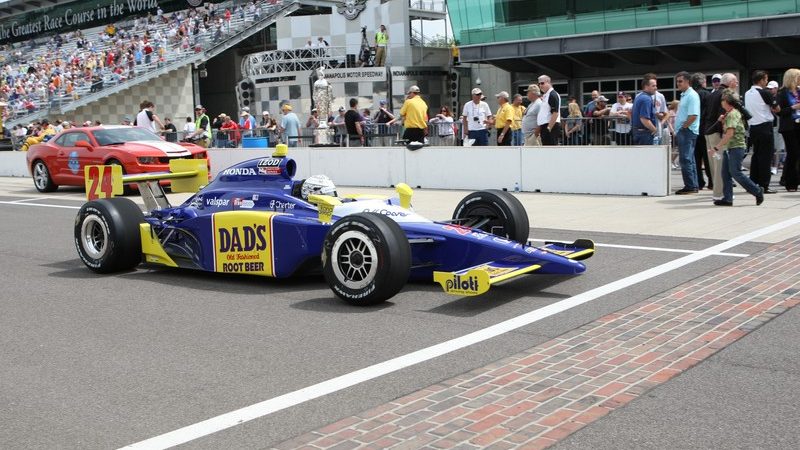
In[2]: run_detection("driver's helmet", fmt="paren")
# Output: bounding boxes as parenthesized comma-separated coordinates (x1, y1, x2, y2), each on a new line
(301, 174, 337, 200)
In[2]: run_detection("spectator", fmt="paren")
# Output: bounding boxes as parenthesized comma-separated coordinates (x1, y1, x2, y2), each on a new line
(510, 94, 526, 146)
(20, 118, 55, 151)
(399, 85, 428, 144)
(775, 68, 800, 192)
(609, 91, 632, 145)
(631, 76, 659, 145)
(188, 105, 211, 147)
(183, 116, 196, 134)
(461, 87, 492, 146)
(135, 100, 164, 132)
(564, 102, 584, 145)
(163, 117, 178, 142)
(372, 99, 395, 146)
(344, 98, 364, 147)
(691, 72, 711, 191)
(329, 106, 347, 146)
(536, 75, 561, 145)
(306, 108, 320, 129)
(522, 84, 542, 146)
(674, 71, 701, 195)
(121, 116, 132, 126)
(583, 90, 599, 116)
(745, 70, 779, 193)
(767, 80, 783, 176)
(279, 103, 300, 147)
(711, 89, 765, 206)
(239, 107, 256, 138)
(493, 91, 513, 146)
(429, 105, 455, 146)
(220, 114, 240, 147)
(590, 95, 610, 145)
(711, 73, 722, 92)
(213, 113, 227, 147)
(704, 73, 737, 201)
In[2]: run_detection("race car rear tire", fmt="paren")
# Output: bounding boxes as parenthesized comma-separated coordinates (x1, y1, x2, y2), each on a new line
(75, 198, 144, 273)
(323, 213, 411, 306)
(452, 190, 530, 244)
(32, 159, 58, 193)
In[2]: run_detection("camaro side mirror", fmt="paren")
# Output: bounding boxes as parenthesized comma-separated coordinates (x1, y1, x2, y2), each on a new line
(75, 140, 93, 150)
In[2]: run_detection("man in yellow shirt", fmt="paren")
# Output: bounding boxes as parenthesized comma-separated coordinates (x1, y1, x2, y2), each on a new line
(374, 25, 388, 66)
(511, 94, 526, 146)
(493, 91, 513, 146)
(399, 85, 428, 143)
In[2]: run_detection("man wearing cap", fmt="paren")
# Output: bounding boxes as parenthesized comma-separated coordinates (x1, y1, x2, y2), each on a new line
(20, 119, 55, 151)
(462, 87, 492, 146)
(711, 74, 722, 92)
(590, 95, 611, 145)
(745, 70, 780, 193)
(399, 85, 428, 143)
(373, 99, 395, 146)
(522, 84, 542, 146)
(510, 94, 526, 146)
(239, 107, 256, 139)
(279, 103, 301, 147)
(537, 75, 561, 145)
(610, 91, 633, 145)
(189, 105, 211, 147)
(492, 91, 514, 146)
(329, 106, 347, 146)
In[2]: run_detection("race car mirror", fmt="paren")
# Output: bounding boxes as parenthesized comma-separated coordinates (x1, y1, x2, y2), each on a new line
(84, 164, 123, 200)
(307, 194, 342, 224)
(395, 183, 413, 209)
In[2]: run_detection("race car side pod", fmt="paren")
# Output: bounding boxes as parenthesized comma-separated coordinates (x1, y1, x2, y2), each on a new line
(83, 159, 209, 211)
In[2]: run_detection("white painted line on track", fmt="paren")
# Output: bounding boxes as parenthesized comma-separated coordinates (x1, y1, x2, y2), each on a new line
(0, 200, 79, 209)
(121, 215, 800, 449)
(7, 196, 49, 203)
(530, 238, 749, 258)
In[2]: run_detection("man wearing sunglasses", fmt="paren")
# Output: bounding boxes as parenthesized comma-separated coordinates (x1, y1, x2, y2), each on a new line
(536, 75, 561, 145)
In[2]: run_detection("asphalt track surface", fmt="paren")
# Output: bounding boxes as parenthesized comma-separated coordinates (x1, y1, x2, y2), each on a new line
(0, 180, 783, 449)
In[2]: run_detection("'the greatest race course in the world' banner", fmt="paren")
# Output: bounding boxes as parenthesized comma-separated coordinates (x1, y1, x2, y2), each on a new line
(0, 0, 225, 46)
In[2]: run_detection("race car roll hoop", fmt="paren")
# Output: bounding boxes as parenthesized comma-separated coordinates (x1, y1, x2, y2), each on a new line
(74, 144, 594, 306)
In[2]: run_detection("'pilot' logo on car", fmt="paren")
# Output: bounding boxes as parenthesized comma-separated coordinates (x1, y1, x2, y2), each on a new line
(433, 270, 490, 296)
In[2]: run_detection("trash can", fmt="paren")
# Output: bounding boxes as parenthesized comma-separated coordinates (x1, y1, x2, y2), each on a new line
(242, 136, 268, 148)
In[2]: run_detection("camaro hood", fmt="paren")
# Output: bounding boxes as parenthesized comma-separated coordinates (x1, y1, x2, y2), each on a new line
(125, 140, 194, 157)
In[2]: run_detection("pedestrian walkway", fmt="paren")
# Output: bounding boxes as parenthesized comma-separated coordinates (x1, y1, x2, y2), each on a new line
(273, 236, 800, 449)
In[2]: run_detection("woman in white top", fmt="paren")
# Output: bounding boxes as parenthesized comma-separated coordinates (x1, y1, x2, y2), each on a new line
(429, 105, 455, 146)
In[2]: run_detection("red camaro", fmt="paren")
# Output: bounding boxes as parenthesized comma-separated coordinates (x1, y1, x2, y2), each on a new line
(26, 126, 208, 192)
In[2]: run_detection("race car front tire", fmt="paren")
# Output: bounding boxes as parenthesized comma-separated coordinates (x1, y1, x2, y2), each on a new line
(75, 198, 144, 273)
(452, 190, 530, 244)
(322, 213, 411, 306)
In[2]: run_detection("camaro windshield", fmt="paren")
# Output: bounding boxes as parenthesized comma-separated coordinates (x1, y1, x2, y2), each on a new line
(93, 127, 161, 145)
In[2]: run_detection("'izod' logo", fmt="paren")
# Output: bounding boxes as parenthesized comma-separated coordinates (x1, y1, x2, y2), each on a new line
(218, 225, 267, 252)
(445, 275, 480, 292)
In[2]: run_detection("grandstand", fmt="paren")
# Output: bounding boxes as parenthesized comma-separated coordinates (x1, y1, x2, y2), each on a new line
(1, 0, 297, 129)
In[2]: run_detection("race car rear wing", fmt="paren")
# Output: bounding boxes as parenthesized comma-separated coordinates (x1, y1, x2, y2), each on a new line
(84, 159, 208, 210)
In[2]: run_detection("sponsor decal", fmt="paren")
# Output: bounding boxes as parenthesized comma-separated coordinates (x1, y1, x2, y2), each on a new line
(433, 270, 490, 296)
(269, 199, 296, 210)
(257, 159, 282, 175)
(257, 158, 281, 167)
(443, 224, 471, 236)
(336, 0, 367, 20)
(525, 247, 537, 254)
(205, 197, 229, 207)
(493, 236, 513, 245)
(362, 208, 407, 217)
(212, 212, 275, 276)
(471, 232, 488, 240)
(232, 197, 254, 209)
(473, 264, 516, 278)
(68, 151, 80, 174)
(221, 167, 257, 176)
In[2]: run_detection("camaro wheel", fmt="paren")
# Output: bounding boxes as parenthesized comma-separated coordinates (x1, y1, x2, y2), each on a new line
(74, 198, 144, 273)
(32, 160, 58, 193)
(106, 159, 134, 195)
(452, 190, 530, 244)
(322, 213, 411, 306)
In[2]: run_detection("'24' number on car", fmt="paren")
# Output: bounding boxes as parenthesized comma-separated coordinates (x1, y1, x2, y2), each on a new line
(86, 165, 114, 200)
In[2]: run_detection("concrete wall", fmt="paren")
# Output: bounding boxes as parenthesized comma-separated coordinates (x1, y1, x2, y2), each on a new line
(0, 145, 670, 196)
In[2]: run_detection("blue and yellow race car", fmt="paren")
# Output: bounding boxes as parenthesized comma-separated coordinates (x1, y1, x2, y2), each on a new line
(74, 145, 594, 305)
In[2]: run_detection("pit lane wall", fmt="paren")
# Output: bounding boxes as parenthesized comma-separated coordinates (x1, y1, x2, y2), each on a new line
(0, 145, 670, 196)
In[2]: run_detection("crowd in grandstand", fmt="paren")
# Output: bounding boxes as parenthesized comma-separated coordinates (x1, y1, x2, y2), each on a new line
(0, 0, 280, 124)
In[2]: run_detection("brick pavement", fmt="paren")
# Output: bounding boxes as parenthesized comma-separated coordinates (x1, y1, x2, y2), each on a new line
(272, 238, 800, 450)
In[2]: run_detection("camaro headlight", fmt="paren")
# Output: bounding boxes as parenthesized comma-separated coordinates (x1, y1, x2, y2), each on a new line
(195, 152, 207, 159)
(138, 157, 158, 164)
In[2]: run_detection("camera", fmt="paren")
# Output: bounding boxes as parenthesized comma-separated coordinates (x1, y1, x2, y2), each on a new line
(473, 117, 479, 121)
